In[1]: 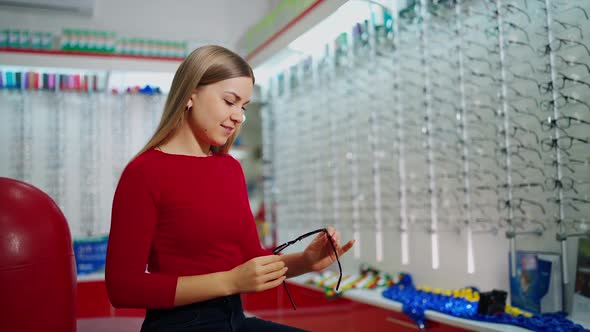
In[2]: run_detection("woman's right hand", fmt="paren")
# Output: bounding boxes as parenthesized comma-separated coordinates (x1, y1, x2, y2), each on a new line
(228, 255, 288, 293)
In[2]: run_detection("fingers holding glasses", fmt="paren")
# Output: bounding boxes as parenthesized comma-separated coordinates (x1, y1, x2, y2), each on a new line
(324, 226, 340, 243)
(261, 260, 287, 276)
(230, 255, 288, 293)
(325, 226, 355, 256)
(260, 264, 289, 283)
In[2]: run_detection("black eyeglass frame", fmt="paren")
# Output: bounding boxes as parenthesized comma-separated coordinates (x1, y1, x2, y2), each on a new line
(272, 228, 342, 310)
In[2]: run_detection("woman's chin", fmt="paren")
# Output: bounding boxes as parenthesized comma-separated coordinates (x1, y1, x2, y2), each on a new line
(211, 138, 229, 147)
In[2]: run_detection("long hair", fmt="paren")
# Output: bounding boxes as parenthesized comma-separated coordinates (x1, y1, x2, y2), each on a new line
(135, 45, 254, 158)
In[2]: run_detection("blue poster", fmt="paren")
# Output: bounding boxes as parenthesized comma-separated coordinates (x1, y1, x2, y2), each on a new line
(73, 235, 108, 275)
(509, 251, 561, 314)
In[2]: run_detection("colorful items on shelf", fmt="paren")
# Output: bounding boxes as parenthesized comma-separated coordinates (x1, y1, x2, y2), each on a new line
(382, 274, 589, 332)
(60, 29, 116, 53)
(305, 264, 400, 298)
(0, 70, 104, 92)
(61, 28, 186, 58)
(1, 29, 53, 50)
(1, 28, 187, 59)
(116, 38, 187, 58)
(57, 73, 102, 92)
(110, 85, 162, 95)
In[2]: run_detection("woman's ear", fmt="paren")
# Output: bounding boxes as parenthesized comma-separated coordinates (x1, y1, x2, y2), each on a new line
(185, 100, 193, 112)
(186, 91, 198, 110)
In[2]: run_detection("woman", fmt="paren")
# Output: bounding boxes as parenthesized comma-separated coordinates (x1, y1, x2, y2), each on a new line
(105, 45, 355, 332)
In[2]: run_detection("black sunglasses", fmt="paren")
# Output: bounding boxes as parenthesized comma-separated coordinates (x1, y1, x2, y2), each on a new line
(272, 228, 342, 310)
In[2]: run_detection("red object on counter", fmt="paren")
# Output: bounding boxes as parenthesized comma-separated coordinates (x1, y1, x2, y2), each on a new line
(0, 177, 77, 332)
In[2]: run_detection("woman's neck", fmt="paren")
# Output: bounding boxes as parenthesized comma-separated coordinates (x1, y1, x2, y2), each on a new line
(160, 126, 211, 157)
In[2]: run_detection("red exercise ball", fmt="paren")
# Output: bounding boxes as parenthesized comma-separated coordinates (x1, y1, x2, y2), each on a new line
(0, 177, 76, 332)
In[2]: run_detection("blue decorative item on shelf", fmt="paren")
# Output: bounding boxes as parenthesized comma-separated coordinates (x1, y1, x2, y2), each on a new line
(139, 85, 161, 95)
(73, 235, 108, 275)
(382, 274, 589, 332)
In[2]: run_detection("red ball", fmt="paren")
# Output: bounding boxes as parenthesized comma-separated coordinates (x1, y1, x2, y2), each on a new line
(0, 177, 76, 332)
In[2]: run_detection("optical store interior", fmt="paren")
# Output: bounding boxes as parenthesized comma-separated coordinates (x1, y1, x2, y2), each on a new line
(1, 0, 590, 331)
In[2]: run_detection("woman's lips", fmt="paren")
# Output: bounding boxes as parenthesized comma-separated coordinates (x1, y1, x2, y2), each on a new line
(221, 124, 234, 136)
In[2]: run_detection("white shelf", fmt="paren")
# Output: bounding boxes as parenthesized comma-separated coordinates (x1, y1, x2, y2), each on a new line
(0, 49, 181, 72)
(288, 276, 532, 332)
(77, 272, 105, 282)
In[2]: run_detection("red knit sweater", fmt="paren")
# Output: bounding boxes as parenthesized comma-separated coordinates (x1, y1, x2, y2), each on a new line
(105, 149, 270, 309)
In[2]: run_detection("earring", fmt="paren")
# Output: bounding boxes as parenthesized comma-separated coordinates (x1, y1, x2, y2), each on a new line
(242, 114, 246, 123)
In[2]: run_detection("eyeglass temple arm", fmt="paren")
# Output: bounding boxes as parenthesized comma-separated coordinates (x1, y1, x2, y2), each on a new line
(289, 228, 343, 291)
(283, 281, 296, 310)
(325, 231, 343, 291)
(272, 228, 328, 253)
(274, 231, 327, 311)
(272, 228, 342, 290)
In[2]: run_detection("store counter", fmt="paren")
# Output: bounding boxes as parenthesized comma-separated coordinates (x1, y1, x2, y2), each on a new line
(240, 275, 531, 332)
(76, 273, 586, 332)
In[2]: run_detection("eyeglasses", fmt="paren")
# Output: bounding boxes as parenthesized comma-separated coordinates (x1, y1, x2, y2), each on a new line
(497, 197, 547, 216)
(272, 228, 342, 310)
(541, 136, 589, 154)
(539, 37, 590, 57)
(541, 116, 590, 132)
(545, 177, 590, 195)
(545, 156, 589, 174)
(540, 92, 590, 113)
(542, 55, 590, 76)
(547, 196, 590, 213)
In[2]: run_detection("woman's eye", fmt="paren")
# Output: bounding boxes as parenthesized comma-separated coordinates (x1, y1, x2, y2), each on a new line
(224, 100, 234, 106)
(241, 107, 247, 112)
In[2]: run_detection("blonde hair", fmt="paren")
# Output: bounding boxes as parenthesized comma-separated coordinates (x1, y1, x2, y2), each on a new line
(136, 45, 254, 158)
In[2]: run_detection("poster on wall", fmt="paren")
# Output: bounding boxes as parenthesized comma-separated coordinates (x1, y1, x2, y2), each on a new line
(573, 238, 590, 325)
(73, 235, 108, 276)
(509, 251, 562, 314)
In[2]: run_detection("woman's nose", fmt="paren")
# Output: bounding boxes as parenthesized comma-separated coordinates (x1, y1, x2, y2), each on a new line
(231, 110, 245, 124)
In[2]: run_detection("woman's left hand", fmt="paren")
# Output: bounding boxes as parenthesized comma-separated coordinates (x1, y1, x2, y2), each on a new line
(303, 226, 355, 272)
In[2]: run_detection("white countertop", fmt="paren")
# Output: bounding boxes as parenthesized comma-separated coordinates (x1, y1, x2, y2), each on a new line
(77, 272, 587, 332)
(287, 275, 531, 332)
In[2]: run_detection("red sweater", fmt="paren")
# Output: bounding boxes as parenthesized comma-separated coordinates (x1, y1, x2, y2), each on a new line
(105, 149, 270, 309)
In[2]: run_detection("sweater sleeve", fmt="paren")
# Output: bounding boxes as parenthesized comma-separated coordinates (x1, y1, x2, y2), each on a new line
(232, 158, 272, 262)
(105, 161, 178, 309)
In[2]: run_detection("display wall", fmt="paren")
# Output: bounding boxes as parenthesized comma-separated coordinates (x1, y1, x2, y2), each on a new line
(262, 0, 589, 312)
(0, 90, 165, 237)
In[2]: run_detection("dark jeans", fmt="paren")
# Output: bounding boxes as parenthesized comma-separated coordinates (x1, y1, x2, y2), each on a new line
(140, 294, 310, 332)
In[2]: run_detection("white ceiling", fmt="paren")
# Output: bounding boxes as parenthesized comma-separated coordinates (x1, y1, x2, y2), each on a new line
(0, 0, 280, 53)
